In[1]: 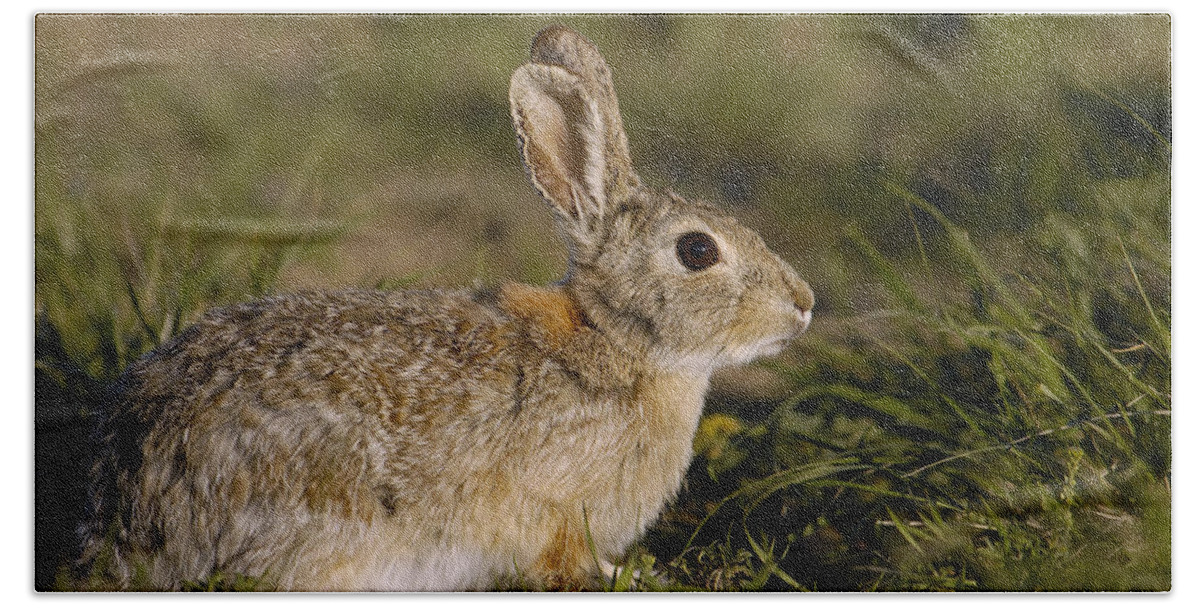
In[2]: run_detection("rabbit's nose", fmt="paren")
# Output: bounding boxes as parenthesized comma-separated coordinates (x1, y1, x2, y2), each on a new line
(788, 277, 815, 331)
(792, 279, 815, 315)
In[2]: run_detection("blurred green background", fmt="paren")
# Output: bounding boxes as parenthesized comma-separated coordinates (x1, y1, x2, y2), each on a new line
(35, 14, 1170, 591)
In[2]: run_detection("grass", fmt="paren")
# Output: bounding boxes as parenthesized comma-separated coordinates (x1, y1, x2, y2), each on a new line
(34, 14, 1170, 591)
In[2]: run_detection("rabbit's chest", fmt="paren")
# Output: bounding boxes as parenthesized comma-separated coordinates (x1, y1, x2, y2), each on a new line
(626, 372, 709, 496)
(576, 372, 709, 552)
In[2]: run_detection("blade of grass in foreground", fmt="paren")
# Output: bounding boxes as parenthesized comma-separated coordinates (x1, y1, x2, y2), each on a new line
(782, 384, 949, 437)
(678, 458, 867, 559)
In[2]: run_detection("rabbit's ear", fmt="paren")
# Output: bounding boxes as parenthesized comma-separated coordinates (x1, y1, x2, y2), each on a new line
(510, 26, 641, 241)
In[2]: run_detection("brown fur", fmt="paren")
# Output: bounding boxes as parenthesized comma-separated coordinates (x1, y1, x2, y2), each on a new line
(497, 283, 587, 347)
(532, 521, 591, 590)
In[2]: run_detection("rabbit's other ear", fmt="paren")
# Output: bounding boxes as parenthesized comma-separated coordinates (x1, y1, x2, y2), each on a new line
(510, 26, 641, 241)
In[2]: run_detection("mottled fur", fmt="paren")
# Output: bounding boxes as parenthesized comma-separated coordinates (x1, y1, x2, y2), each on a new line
(79, 26, 814, 591)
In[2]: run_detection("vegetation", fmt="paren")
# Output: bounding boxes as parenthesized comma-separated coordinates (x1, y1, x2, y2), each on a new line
(35, 14, 1170, 591)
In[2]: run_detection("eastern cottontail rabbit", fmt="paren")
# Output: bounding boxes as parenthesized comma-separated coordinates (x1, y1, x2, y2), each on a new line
(79, 25, 814, 591)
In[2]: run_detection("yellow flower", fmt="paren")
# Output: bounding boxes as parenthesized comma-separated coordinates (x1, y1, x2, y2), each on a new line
(694, 414, 744, 460)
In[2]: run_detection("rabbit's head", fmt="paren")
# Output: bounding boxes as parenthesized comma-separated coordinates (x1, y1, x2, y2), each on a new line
(510, 26, 813, 375)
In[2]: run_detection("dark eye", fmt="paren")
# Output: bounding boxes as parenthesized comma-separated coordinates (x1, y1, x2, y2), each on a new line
(676, 231, 720, 271)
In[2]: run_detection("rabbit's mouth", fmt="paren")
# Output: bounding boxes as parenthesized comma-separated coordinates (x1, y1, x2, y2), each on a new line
(722, 304, 812, 365)
(763, 309, 812, 353)
(779, 306, 812, 341)
(796, 308, 813, 332)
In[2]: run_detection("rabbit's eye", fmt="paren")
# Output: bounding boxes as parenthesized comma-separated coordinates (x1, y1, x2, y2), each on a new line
(676, 232, 720, 271)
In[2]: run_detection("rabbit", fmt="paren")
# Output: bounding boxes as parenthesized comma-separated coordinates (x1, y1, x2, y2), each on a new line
(77, 25, 815, 591)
